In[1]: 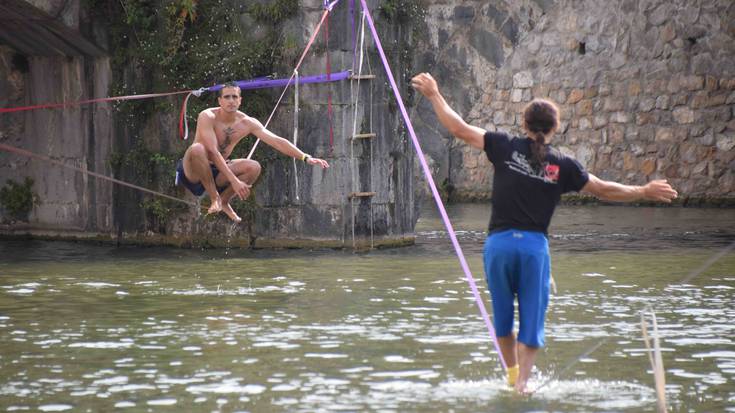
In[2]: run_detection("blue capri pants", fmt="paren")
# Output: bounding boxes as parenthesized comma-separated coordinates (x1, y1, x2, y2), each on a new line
(483, 229, 550, 347)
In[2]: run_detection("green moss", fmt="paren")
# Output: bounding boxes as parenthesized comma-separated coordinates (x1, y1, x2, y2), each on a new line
(108, 152, 125, 172)
(82, 0, 425, 244)
(439, 177, 455, 202)
(249, 0, 298, 23)
(141, 197, 188, 230)
(231, 193, 258, 222)
(108, 140, 179, 186)
(380, 0, 425, 24)
(375, 0, 426, 109)
(106, 0, 299, 94)
(0, 177, 36, 222)
(96, 0, 300, 191)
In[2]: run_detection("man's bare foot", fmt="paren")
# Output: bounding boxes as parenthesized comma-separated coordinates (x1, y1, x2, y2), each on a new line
(207, 197, 223, 215)
(221, 202, 242, 223)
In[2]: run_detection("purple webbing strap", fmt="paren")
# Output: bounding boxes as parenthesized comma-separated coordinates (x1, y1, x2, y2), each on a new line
(360, 0, 507, 371)
(205, 71, 350, 93)
(181, 71, 351, 140)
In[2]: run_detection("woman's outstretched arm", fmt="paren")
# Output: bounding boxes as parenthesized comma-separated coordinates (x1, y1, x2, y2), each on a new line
(582, 174, 678, 203)
(411, 72, 487, 150)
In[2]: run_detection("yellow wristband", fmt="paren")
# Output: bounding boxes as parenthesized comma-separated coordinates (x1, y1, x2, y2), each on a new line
(301, 154, 311, 162)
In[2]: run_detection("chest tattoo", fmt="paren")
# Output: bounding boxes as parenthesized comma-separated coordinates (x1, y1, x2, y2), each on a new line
(219, 127, 234, 153)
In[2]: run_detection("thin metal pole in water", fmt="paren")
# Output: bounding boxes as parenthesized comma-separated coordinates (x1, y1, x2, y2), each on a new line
(641, 308, 668, 413)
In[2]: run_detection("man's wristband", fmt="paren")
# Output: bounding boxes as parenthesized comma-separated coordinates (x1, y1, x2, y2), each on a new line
(301, 153, 311, 162)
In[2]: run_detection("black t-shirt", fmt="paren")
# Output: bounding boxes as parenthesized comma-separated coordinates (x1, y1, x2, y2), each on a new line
(484, 131, 589, 235)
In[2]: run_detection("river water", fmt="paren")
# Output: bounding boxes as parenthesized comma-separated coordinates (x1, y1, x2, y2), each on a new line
(1, 204, 734, 412)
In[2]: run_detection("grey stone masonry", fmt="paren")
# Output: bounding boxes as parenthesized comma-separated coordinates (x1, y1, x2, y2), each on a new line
(0, 0, 419, 248)
(413, 0, 735, 201)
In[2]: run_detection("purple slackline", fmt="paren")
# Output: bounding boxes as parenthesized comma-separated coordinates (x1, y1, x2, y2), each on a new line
(206, 71, 350, 93)
(359, 0, 508, 371)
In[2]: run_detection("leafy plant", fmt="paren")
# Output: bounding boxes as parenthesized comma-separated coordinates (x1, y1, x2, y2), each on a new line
(439, 177, 455, 203)
(108, 141, 180, 186)
(141, 197, 187, 229)
(104, 0, 301, 168)
(0, 177, 36, 221)
(379, 0, 424, 23)
(249, 0, 298, 23)
(231, 194, 258, 223)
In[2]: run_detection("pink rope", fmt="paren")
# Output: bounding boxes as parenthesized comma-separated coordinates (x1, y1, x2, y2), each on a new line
(247, 3, 339, 159)
(0, 143, 198, 207)
(0, 90, 192, 114)
(360, 0, 507, 370)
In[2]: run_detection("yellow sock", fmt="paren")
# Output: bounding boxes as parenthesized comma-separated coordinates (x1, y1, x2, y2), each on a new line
(507, 364, 519, 386)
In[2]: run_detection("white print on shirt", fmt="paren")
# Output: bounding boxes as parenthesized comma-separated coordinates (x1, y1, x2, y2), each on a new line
(506, 151, 560, 184)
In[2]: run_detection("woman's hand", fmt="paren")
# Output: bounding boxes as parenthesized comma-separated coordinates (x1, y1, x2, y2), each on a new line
(642, 179, 678, 203)
(410, 72, 440, 99)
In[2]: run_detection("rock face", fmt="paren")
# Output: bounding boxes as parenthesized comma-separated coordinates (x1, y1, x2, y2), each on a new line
(0, 0, 113, 234)
(1, 0, 733, 248)
(0, 0, 419, 248)
(411, 0, 735, 202)
(131, 0, 421, 249)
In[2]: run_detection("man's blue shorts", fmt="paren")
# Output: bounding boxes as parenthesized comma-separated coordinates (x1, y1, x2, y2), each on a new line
(175, 159, 227, 197)
(483, 229, 550, 348)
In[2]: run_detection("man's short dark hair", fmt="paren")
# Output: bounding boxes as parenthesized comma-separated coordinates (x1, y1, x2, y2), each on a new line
(218, 81, 241, 98)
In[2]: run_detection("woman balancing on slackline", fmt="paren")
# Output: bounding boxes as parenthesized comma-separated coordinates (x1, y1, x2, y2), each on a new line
(410, 73, 678, 393)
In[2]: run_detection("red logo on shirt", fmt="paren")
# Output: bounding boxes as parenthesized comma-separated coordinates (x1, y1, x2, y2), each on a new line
(544, 164, 560, 182)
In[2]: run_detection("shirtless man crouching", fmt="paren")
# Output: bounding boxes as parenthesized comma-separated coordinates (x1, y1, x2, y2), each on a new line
(175, 81, 329, 222)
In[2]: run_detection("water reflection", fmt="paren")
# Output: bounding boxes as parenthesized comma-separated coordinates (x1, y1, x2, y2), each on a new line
(1, 204, 734, 411)
(417, 204, 735, 253)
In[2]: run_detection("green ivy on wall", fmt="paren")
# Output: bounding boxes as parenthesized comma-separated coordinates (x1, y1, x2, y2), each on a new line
(86, 0, 302, 230)
(379, 0, 424, 23)
(377, 0, 426, 107)
(86, 0, 425, 232)
(141, 197, 188, 230)
(106, 0, 299, 116)
(0, 177, 36, 222)
(250, 0, 300, 23)
(108, 140, 180, 186)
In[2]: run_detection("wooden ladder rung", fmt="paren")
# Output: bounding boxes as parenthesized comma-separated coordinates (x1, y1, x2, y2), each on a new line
(352, 133, 376, 140)
(348, 191, 376, 199)
(350, 74, 376, 80)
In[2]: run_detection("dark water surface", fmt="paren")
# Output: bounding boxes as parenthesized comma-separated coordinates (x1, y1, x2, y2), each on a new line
(1, 204, 734, 412)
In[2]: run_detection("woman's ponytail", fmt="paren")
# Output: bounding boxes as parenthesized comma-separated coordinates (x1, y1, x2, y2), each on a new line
(522, 99, 560, 168)
(529, 130, 547, 167)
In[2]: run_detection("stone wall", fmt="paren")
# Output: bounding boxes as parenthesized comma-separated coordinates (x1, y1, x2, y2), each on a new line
(5, 0, 731, 249)
(0, 0, 114, 234)
(412, 0, 735, 202)
(224, 0, 420, 248)
(109, 0, 419, 248)
(0, 0, 419, 248)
